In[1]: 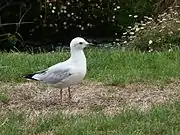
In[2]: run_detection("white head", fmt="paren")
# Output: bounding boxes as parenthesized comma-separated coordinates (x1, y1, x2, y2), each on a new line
(70, 37, 90, 50)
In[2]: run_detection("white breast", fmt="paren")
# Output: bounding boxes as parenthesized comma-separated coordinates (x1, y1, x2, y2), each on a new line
(51, 50, 87, 88)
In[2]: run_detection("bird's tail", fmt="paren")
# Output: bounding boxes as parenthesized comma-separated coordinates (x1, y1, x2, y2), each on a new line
(24, 73, 39, 81)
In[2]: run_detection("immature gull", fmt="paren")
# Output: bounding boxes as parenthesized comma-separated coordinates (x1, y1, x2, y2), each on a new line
(25, 37, 91, 102)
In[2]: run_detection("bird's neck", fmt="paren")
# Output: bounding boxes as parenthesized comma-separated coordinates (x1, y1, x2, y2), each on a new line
(70, 48, 86, 63)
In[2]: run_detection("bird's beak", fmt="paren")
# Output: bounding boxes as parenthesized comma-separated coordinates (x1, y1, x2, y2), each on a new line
(87, 42, 95, 47)
(85, 40, 96, 47)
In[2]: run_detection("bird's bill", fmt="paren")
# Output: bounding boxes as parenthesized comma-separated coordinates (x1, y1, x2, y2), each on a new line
(87, 42, 96, 46)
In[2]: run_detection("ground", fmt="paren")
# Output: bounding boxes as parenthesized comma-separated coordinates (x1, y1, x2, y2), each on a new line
(1, 50, 180, 134)
(1, 80, 180, 118)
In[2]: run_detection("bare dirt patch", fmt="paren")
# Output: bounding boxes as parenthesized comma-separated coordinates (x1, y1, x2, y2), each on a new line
(1, 81, 180, 116)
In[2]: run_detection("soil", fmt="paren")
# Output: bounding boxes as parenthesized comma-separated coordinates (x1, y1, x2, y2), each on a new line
(0, 81, 180, 116)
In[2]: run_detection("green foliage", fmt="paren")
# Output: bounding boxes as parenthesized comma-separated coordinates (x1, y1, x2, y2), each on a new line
(0, 0, 160, 50)
(122, 7, 180, 51)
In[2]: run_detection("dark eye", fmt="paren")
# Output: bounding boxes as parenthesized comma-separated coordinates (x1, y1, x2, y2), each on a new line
(79, 42, 83, 44)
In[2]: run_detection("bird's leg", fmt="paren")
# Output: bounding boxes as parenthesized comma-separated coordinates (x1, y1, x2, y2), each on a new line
(60, 89, 62, 103)
(68, 87, 71, 102)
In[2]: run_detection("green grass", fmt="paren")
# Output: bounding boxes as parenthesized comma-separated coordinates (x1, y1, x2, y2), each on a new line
(1, 101, 180, 135)
(0, 94, 10, 103)
(0, 48, 180, 84)
(1, 48, 180, 135)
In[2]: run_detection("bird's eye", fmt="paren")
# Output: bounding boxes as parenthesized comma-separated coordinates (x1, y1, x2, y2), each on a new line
(79, 42, 83, 44)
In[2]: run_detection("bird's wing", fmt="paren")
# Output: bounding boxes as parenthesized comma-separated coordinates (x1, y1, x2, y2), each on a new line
(39, 68, 72, 84)
(24, 69, 48, 81)
(25, 63, 72, 84)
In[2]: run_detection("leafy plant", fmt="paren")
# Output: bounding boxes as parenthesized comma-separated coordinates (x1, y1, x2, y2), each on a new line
(121, 6, 180, 51)
(0, 0, 158, 50)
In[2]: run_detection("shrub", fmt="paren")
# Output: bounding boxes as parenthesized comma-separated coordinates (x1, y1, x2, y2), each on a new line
(122, 6, 180, 52)
(0, 0, 158, 51)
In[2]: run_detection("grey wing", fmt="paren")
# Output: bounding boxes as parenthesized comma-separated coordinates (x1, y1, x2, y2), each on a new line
(44, 69, 71, 84)
(33, 68, 72, 84)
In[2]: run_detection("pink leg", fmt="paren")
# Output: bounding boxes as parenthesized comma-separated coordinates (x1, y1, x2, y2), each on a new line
(68, 87, 71, 102)
(60, 89, 62, 102)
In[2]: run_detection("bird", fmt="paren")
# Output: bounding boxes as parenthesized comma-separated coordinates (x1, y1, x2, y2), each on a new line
(25, 37, 91, 103)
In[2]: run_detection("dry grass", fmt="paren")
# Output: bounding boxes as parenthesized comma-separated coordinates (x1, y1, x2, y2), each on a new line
(1, 81, 180, 117)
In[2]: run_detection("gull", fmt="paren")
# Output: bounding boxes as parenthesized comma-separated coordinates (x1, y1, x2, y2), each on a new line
(25, 37, 91, 102)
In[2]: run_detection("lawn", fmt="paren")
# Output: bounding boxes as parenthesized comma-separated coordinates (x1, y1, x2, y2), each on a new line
(1, 48, 180, 135)
(1, 102, 180, 135)
(0, 48, 180, 84)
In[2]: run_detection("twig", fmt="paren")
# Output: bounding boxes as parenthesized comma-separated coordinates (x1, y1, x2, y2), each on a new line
(0, 33, 11, 37)
(16, 5, 32, 32)
(0, 22, 34, 27)
(0, 37, 9, 42)
(0, 0, 13, 12)
(15, 32, 24, 42)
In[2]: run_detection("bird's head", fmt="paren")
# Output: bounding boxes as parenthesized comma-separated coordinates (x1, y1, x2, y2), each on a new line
(70, 37, 91, 50)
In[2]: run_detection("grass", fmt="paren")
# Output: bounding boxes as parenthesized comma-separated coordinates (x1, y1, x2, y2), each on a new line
(0, 94, 10, 103)
(0, 48, 180, 84)
(35, 102, 180, 135)
(1, 101, 180, 135)
(1, 48, 180, 135)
